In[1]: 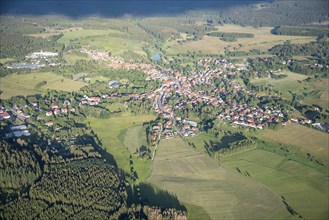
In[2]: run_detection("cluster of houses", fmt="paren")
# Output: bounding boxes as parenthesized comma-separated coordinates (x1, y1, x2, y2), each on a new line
(145, 58, 322, 139)
(79, 96, 101, 106)
(217, 104, 285, 129)
(45, 101, 76, 119)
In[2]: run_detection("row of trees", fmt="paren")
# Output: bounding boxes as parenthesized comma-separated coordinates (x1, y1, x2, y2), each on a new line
(207, 32, 254, 38)
(271, 26, 329, 37)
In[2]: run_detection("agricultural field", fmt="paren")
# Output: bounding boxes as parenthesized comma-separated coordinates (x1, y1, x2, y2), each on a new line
(147, 137, 292, 220)
(86, 115, 155, 180)
(0, 72, 86, 99)
(165, 24, 315, 55)
(251, 71, 309, 100)
(260, 124, 329, 164)
(220, 148, 329, 220)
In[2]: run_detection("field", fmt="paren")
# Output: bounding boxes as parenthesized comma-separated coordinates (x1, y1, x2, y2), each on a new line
(57, 28, 147, 57)
(123, 125, 149, 156)
(0, 58, 16, 64)
(260, 124, 329, 164)
(220, 148, 329, 220)
(304, 78, 329, 109)
(147, 137, 291, 220)
(0, 72, 86, 99)
(165, 24, 315, 55)
(86, 115, 155, 180)
(251, 71, 308, 100)
(63, 50, 92, 64)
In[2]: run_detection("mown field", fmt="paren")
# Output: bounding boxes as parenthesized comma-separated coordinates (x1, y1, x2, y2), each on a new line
(86, 115, 155, 180)
(0, 72, 86, 99)
(260, 124, 329, 164)
(147, 137, 291, 220)
(220, 147, 329, 220)
(165, 24, 315, 55)
(251, 71, 308, 100)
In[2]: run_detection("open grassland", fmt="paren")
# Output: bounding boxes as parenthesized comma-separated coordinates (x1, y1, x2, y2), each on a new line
(147, 137, 291, 220)
(220, 148, 329, 220)
(58, 28, 147, 57)
(123, 125, 150, 155)
(57, 29, 122, 43)
(260, 124, 329, 163)
(251, 71, 308, 100)
(86, 115, 155, 180)
(165, 24, 315, 55)
(304, 78, 329, 109)
(64, 50, 92, 64)
(0, 72, 86, 99)
(0, 58, 16, 64)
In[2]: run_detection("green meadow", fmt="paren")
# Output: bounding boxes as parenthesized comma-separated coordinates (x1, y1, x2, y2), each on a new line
(251, 71, 308, 100)
(0, 72, 86, 99)
(220, 147, 329, 220)
(260, 124, 329, 164)
(147, 137, 292, 220)
(58, 28, 147, 57)
(86, 115, 155, 180)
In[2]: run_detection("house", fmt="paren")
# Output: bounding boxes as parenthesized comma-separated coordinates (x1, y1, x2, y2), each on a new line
(61, 108, 68, 114)
(185, 120, 198, 127)
(51, 102, 59, 109)
(64, 100, 71, 106)
(46, 111, 53, 116)
(108, 80, 119, 89)
(291, 118, 299, 123)
(54, 109, 61, 115)
(45, 121, 54, 127)
(0, 112, 11, 120)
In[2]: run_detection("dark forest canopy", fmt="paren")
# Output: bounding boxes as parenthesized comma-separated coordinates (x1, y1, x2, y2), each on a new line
(0, 0, 261, 17)
(1, 0, 328, 27)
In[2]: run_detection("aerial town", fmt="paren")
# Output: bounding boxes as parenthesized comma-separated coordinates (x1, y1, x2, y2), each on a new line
(1, 49, 325, 147)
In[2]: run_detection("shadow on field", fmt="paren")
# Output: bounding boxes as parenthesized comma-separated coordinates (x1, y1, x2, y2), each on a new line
(127, 182, 186, 211)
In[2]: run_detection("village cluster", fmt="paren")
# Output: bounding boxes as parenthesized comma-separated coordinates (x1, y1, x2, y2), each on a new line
(1, 49, 327, 147)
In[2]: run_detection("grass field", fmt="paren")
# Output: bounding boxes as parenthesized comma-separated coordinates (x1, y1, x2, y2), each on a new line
(64, 50, 92, 64)
(123, 125, 150, 155)
(251, 71, 308, 100)
(165, 24, 315, 55)
(57, 28, 147, 57)
(220, 148, 329, 220)
(304, 78, 329, 109)
(0, 72, 86, 99)
(147, 137, 291, 220)
(86, 115, 155, 180)
(260, 124, 329, 164)
(0, 58, 15, 64)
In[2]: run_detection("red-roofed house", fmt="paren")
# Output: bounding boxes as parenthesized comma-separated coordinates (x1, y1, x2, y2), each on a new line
(0, 112, 10, 120)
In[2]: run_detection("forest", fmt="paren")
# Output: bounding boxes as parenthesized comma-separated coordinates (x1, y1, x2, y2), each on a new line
(271, 26, 329, 37)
